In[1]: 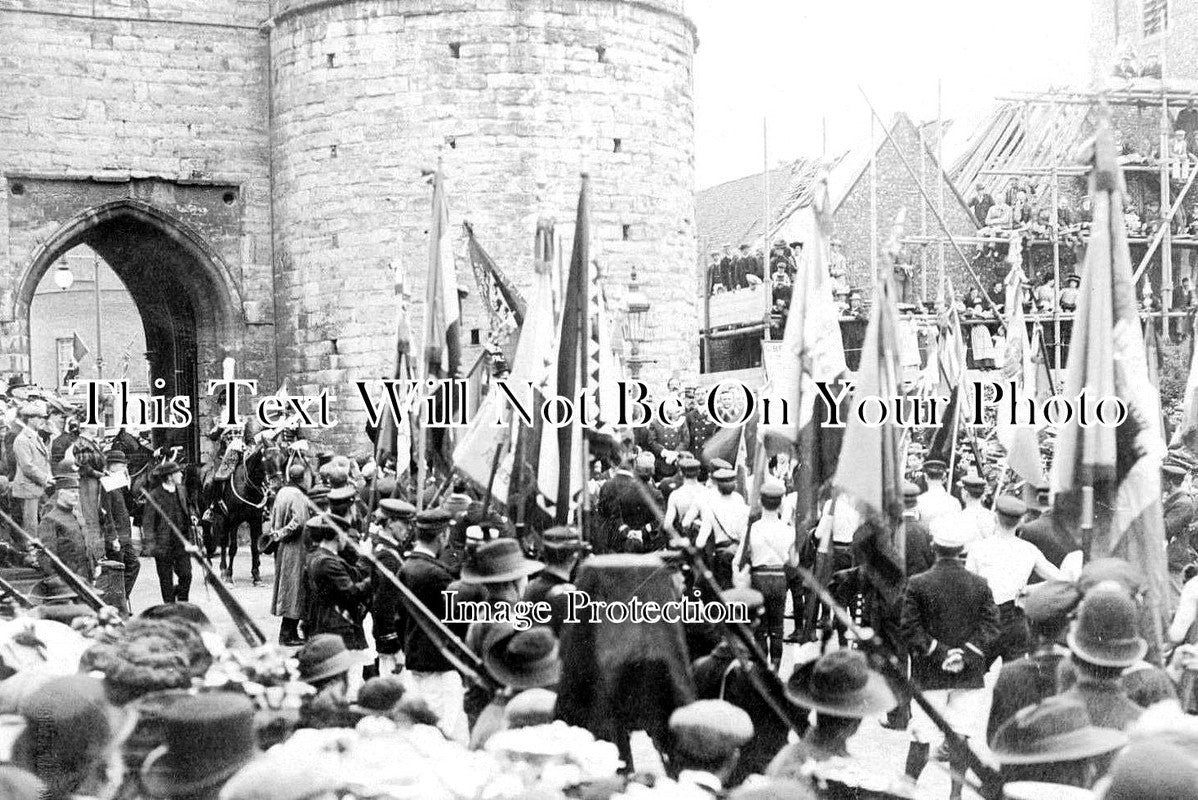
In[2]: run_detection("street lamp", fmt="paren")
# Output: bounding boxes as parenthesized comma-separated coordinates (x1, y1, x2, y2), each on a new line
(624, 268, 652, 380)
(53, 264, 74, 291)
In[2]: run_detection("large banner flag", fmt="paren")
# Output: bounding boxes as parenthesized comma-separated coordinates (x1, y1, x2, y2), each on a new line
(996, 245, 1046, 485)
(424, 170, 462, 379)
(1050, 116, 1167, 652)
(370, 266, 413, 482)
(832, 274, 906, 603)
(539, 175, 592, 524)
(758, 169, 848, 528)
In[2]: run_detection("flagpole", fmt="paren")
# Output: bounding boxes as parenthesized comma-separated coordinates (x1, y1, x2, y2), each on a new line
(763, 117, 772, 343)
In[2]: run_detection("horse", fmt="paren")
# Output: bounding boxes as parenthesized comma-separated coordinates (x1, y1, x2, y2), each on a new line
(204, 441, 271, 585)
(108, 428, 159, 527)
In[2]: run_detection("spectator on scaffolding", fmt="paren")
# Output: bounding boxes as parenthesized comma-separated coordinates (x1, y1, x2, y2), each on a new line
(1079, 195, 1094, 226)
(719, 244, 734, 286)
(988, 280, 1005, 309)
(829, 238, 849, 289)
(982, 194, 1013, 233)
(1141, 280, 1158, 312)
(1058, 274, 1080, 313)
(894, 252, 916, 305)
(1035, 273, 1057, 312)
(1170, 129, 1195, 182)
(833, 288, 850, 317)
(1012, 190, 1034, 228)
(748, 248, 766, 285)
(968, 181, 994, 226)
(1124, 203, 1144, 236)
(1174, 277, 1195, 311)
(731, 244, 750, 288)
(963, 287, 986, 316)
(1056, 196, 1077, 228)
(847, 289, 865, 318)
(788, 241, 803, 272)
(707, 251, 723, 294)
(1144, 199, 1165, 238)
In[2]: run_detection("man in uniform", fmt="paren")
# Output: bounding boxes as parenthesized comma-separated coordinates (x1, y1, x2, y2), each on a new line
(692, 589, 788, 783)
(900, 512, 999, 799)
(1019, 483, 1076, 582)
(901, 481, 935, 578)
(732, 479, 791, 669)
(595, 452, 661, 555)
(523, 525, 585, 634)
(371, 497, 414, 674)
(662, 456, 706, 540)
(696, 468, 749, 588)
(140, 462, 194, 604)
(37, 471, 96, 582)
(397, 508, 467, 741)
(965, 495, 1064, 667)
(958, 475, 995, 543)
(646, 379, 689, 482)
(686, 388, 719, 481)
(915, 459, 961, 526)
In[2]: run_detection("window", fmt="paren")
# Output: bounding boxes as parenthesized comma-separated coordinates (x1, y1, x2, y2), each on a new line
(449, 43, 461, 58)
(1144, 0, 1168, 36)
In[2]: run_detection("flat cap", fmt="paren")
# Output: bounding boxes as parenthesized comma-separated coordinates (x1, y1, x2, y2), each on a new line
(709, 458, 733, 472)
(668, 700, 754, 761)
(995, 495, 1027, 519)
(901, 481, 922, 499)
(327, 485, 357, 503)
(712, 468, 736, 482)
(378, 498, 416, 519)
(760, 479, 785, 499)
(53, 473, 80, 490)
(634, 451, 656, 473)
(306, 485, 329, 502)
(103, 449, 126, 464)
(1022, 580, 1081, 624)
(930, 512, 971, 548)
(542, 526, 583, 546)
(962, 475, 986, 491)
(679, 456, 701, 471)
(922, 459, 947, 475)
(415, 508, 452, 529)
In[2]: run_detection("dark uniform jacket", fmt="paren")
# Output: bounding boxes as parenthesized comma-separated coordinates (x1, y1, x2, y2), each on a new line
(693, 642, 789, 785)
(306, 548, 371, 650)
(371, 538, 404, 654)
(903, 516, 934, 578)
(1019, 508, 1076, 582)
(901, 557, 999, 690)
(595, 471, 663, 554)
(986, 647, 1067, 742)
(101, 487, 134, 552)
(37, 505, 93, 580)
(397, 550, 456, 673)
(646, 418, 690, 479)
(686, 406, 720, 464)
(140, 486, 192, 557)
(523, 570, 574, 634)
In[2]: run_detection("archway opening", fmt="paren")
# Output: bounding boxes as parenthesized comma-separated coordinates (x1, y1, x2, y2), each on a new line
(20, 203, 240, 463)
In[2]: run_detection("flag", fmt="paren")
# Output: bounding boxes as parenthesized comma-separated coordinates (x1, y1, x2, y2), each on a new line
(832, 274, 906, 603)
(543, 175, 591, 524)
(1172, 315, 1198, 458)
(72, 333, 88, 362)
(996, 244, 1046, 485)
(424, 170, 462, 379)
(421, 169, 462, 477)
(1144, 318, 1166, 442)
(1051, 116, 1167, 657)
(757, 169, 848, 528)
(1030, 322, 1054, 406)
(373, 265, 414, 480)
(463, 221, 528, 326)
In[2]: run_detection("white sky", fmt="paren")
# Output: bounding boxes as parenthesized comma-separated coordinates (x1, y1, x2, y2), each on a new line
(690, 0, 1092, 189)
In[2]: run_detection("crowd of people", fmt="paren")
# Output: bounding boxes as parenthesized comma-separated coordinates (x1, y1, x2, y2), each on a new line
(0, 367, 1194, 799)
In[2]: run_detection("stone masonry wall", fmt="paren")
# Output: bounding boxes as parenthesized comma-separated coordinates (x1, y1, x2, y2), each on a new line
(1090, 0, 1198, 85)
(0, 0, 275, 421)
(268, 0, 698, 447)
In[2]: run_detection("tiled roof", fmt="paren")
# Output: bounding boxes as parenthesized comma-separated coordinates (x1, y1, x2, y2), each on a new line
(696, 165, 797, 256)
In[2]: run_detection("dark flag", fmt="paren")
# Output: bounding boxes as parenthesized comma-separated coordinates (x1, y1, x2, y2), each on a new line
(1050, 115, 1168, 657)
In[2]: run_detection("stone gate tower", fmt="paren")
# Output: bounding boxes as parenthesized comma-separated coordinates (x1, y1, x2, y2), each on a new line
(267, 0, 699, 441)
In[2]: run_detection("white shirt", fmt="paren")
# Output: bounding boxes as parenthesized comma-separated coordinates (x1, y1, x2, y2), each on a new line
(696, 491, 749, 548)
(916, 483, 962, 526)
(666, 481, 707, 532)
(960, 501, 996, 544)
(734, 514, 794, 577)
(965, 534, 1042, 604)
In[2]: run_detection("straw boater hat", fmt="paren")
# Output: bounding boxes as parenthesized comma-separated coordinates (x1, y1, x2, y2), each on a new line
(349, 676, 406, 715)
(140, 692, 257, 799)
(990, 696, 1127, 765)
(459, 539, 543, 584)
(785, 649, 896, 718)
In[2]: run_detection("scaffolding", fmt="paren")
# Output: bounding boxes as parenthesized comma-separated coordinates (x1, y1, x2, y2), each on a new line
(906, 85, 1198, 371)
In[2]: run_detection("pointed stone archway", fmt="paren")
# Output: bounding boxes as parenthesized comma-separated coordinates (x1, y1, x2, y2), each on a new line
(9, 196, 250, 461)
